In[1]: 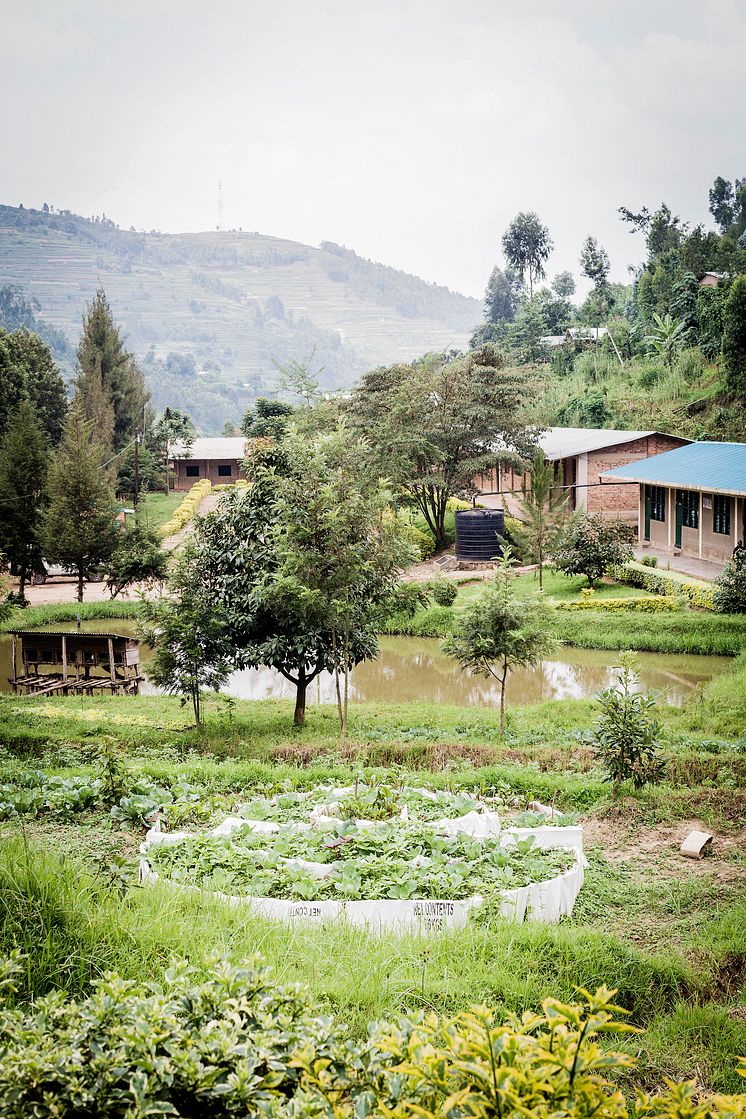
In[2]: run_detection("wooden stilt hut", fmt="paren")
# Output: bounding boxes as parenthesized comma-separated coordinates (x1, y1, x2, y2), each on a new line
(8, 631, 143, 696)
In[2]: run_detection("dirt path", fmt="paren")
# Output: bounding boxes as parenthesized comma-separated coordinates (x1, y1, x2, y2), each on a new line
(7, 493, 224, 606)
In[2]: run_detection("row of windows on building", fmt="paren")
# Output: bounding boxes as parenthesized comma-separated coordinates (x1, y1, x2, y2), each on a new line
(185, 463, 234, 478)
(647, 485, 731, 535)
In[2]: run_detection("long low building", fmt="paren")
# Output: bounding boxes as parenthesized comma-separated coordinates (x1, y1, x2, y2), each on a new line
(475, 428, 689, 521)
(169, 436, 247, 490)
(601, 441, 746, 564)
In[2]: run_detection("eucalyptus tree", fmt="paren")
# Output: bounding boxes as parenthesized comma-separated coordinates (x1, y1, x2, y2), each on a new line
(502, 212, 554, 298)
(346, 345, 536, 550)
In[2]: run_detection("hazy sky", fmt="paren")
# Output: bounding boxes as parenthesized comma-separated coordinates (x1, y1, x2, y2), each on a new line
(2, 0, 745, 298)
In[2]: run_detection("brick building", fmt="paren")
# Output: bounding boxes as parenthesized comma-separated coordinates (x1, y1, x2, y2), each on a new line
(475, 428, 689, 522)
(602, 441, 746, 564)
(169, 436, 246, 491)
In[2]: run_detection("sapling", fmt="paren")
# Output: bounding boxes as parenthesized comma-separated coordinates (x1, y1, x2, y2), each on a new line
(590, 652, 665, 797)
(443, 549, 555, 733)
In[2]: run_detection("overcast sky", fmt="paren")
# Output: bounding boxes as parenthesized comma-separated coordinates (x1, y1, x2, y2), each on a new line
(2, 0, 745, 298)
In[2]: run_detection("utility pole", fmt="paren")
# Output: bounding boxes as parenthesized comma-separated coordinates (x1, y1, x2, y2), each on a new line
(133, 431, 140, 512)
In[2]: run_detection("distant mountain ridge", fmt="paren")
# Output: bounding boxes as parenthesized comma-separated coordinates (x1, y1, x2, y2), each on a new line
(0, 204, 480, 432)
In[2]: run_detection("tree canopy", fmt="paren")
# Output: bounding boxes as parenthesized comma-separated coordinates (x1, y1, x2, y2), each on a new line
(502, 213, 554, 298)
(346, 345, 536, 549)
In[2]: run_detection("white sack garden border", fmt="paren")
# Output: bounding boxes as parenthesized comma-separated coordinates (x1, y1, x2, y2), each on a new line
(139, 812, 586, 935)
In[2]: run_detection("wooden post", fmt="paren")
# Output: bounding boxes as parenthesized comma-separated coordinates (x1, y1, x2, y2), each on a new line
(61, 635, 68, 692)
(10, 634, 17, 691)
(107, 637, 116, 693)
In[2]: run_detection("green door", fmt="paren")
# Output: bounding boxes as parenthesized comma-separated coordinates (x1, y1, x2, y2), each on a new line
(644, 488, 651, 541)
(675, 490, 683, 548)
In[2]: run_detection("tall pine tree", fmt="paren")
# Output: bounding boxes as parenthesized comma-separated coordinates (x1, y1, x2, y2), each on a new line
(0, 399, 50, 597)
(42, 408, 120, 601)
(76, 289, 148, 453)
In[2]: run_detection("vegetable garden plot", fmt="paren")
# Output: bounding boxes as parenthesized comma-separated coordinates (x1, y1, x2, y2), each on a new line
(141, 813, 586, 934)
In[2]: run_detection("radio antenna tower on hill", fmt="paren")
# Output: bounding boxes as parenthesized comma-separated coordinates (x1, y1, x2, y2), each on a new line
(217, 179, 224, 231)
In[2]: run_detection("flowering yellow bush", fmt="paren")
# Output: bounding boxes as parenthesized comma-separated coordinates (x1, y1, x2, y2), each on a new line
(159, 480, 212, 538)
(612, 561, 715, 610)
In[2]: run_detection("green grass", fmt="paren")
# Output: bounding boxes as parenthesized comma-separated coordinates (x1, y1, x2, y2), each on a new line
(1, 834, 743, 1091)
(137, 491, 183, 530)
(458, 572, 651, 602)
(0, 600, 142, 634)
(384, 580, 746, 656)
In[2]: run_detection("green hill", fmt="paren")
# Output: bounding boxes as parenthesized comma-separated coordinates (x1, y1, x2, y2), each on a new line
(0, 204, 480, 432)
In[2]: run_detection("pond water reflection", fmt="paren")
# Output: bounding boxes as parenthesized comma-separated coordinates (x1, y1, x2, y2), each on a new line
(0, 625, 728, 708)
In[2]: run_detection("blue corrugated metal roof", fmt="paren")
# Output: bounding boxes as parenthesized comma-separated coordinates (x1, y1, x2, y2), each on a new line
(601, 441, 746, 497)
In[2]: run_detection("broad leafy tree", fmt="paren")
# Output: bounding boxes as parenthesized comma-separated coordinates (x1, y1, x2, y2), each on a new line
(41, 409, 120, 601)
(443, 552, 555, 733)
(552, 271, 576, 299)
(713, 544, 746, 614)
(554, 513, 633, 588)
(104, 521, 168, 599)
(0, 400, 50, 598)
(185, 429, 412, 731)
(346, 345, 536, 549)
(241, 397, 295, 440)
(502, 213, 553, 298)
(140, 545, 233, 728)
(153, 408, 197, 491)
(579, 236, 610, 292)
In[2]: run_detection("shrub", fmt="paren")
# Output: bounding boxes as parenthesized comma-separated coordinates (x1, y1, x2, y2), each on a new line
(640, 554, 658, 567)
(713, 544, 746, 614)
(2, 954, 742, 1119)
(427, 577, 458, 607)
(590, 653, 665, 797)
(501, 514, 530, 563)
(553, 596, 680, 612)
(612, 561, 715, 610)
(554, 514, 634, 587)
(159, 479, 212, 538)
(0, 953, 352, 1118)
(398, 520, 436, 560)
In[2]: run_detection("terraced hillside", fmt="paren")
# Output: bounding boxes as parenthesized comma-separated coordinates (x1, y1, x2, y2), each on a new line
(0, 205, 480, 431)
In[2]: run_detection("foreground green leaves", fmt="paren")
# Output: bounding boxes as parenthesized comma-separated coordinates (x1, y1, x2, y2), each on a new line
(0, 956, 743, 1118)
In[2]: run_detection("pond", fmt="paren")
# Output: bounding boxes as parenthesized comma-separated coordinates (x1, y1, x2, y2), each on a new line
(0, 622, 731, 707)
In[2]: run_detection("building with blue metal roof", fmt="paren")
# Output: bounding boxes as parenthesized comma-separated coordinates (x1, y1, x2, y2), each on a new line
(601, 442, 746, 564)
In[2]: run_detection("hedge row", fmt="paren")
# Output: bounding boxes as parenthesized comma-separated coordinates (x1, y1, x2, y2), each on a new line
(611, 560, 715, 610)
(553, 595, 681, 613)
(159, 480, 212, 538)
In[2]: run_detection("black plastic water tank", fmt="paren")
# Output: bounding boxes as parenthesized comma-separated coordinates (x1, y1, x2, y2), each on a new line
(454, 508, 505, 562)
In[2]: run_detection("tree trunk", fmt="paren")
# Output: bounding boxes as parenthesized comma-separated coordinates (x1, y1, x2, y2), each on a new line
(331, 630, 344, 732)
(77, 567, 85, 603)
(499, 660, 508, 735)
(18, 568, 26, 601)
(294, 672, 307, 728)
(192, 685, 201, 728)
